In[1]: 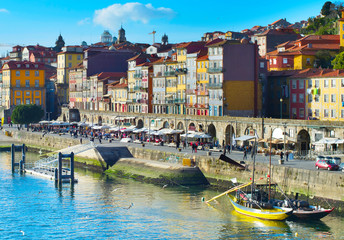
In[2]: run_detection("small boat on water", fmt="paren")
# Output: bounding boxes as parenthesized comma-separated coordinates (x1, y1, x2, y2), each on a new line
(228, 194, 293, 221)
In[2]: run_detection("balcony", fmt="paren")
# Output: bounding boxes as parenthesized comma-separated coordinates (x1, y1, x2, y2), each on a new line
(175, 68, 187, 75)
(164, 71, 176, 77)
(196, 103, 209, 108)
(186, 89, 195, 94)
(196, 90, 209, 95)
(208, 82, 222, 88)
(174, 98, 185, 104)
(207, 67, 223, 73)
(134, 73, 142, 79)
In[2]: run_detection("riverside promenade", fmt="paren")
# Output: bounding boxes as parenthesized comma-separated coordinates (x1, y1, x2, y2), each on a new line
(2, 126, 344, 202)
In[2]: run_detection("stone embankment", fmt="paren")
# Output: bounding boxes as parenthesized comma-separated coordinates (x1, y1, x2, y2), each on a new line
(7, 130, 344, 203)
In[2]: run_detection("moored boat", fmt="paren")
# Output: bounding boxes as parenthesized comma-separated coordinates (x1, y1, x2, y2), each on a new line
(292, 206, 334, 219)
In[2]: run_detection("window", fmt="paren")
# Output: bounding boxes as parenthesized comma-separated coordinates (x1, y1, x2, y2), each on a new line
(16, 91, 20, 96)
(16, 71, 20, 76)
(273, 59, 277, 65)
(25, 99, 30, 104)
(308, 80, 312, 88)
(25, 91, 30, 96)
(331, 94, 336, 103)
(292, 94, 297, 103)
(269, 59, 272, 65)
(324, 94, 329, 103)
(342, 94, 344, 102)
(308, 94, 312, 102)
(315, 80, 319, 88)
(315, 95, 319, 102)
(77, 55, 81, 61)
(260, 62, 264, 68)
(331, 109, 336, 118)
(315, 109, 319, 117)
(306, 58, 311, 65)
(16, 80, 20, 87)
(299, 108, 304, 118)
(299, 80, 304, 89)
(35, 71, 39, 76)
(331, 79, 336, 88)
(25, 80, 30, 87)
(341, 79, 344, 87)
(341, 110, 344, 118)
(299, 94, 304, 103)
(35, 99, 40, 105)
(324, 109, 329, 118)
(25, 71, 29, 76)
(16, 99, 21, 105)
(292, 80, 297, 89)
(324, 80, 329, 88)
(283, 58, 288, 64)
(35, 91, 39, 96)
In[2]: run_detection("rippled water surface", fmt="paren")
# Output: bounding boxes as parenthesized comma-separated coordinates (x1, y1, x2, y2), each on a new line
(0, 151, 343, 239)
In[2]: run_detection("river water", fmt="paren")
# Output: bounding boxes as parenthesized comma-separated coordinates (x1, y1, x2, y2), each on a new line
(0, 151, 343, 240)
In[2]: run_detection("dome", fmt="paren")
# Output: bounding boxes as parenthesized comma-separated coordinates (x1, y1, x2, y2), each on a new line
(101, 30, 112, 43)
(81, 41, 87, 46)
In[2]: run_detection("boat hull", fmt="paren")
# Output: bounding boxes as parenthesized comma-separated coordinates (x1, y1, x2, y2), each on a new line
(292, 207, 334, 220)
(228, 196, 293, 221)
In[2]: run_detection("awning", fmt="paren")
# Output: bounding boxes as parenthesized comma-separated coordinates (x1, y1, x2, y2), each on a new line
(103, 94, 111, 98)
(165, 95, 173, 98)
(234, 135, 257, 141)
(314, 138, 344, 145)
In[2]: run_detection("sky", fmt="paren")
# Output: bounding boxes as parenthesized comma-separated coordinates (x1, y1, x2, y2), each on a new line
(0, 0, 331, 56)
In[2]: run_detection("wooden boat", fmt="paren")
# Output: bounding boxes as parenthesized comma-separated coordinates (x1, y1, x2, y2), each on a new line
(292, 206, 334, 219)
(228, 194, 293, 221)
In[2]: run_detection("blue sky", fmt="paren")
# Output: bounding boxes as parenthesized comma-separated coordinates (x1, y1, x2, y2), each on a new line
(0, 0, 330, 56)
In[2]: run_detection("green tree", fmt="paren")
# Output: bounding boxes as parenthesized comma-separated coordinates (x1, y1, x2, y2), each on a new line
(315, 50, 333, 68)
(332, 51, 344, 69)
(11, 104, 44, 125)
(321, 1, 333, 16)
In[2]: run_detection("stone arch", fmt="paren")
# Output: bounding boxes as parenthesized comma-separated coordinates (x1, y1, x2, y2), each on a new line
(208, 124, 216, 140)
(272, 127, 283, 139)
(137, 119, 144, 128)
(225, 124, 235, 146)
(198, 123, 204, 132)
(98, 116, 102, 125)
(163, 121, 169, 128)
(297, 129, 310, 156)
(188, 122, 196, 131)
(177, 122, 184, 130)
(244, 126, 254, 135)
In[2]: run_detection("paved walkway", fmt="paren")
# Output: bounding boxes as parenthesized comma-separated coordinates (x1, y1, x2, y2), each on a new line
(2, 125, 343, 174)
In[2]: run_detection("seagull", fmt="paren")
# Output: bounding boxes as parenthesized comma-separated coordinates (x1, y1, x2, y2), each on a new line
(112, 188, 120, 192)
(162, 184, 168, 189)
(20, 230, 25, 235)
(123, 203, 134, 210)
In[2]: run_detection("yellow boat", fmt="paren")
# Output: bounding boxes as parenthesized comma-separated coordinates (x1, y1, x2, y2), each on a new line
(228, 194, 293, 221)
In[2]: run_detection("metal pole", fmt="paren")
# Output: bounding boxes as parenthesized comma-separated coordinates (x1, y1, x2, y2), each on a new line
(280, 98, 283, 119)
(70, 152, 74, 183)
(21, 144, 25, 172)
(251, 136, 257, 199)
(11, 144, 15, 172)
(283, 123, 286, 157)
(58, 152, 62, 184)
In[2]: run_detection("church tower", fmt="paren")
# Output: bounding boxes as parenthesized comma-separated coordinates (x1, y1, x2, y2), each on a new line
(54, 34, 65, 52)
(116, 26, 127, 44)
(162, 33, 168, 45)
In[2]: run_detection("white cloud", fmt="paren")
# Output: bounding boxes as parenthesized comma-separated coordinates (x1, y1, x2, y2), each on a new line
(78, 17, 91, 25)
(0, 9, 9, 13)
(93, 2, 175, 30)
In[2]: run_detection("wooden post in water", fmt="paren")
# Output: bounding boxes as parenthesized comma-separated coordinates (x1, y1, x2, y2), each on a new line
(11, 144, 15, 172)
(20, 144, 26, 173)
(58, 152, 62, 184)
(70, 152, 74, 184)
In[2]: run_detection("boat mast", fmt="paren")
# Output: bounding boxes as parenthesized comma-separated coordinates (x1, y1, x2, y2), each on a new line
(269, 130, 272, 201)
(251, 136, 257, 199)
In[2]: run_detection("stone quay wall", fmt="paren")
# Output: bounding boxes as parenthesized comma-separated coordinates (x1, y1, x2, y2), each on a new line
(9, 131, 344, 201)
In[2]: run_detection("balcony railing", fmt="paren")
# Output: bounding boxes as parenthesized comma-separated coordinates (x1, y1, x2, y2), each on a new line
(134, 73, 142, 78)
(208, 82, 222, 88)
(175, 68, 187, 75)
(164, 71, 176, 77)
(196, 90, 209, 95)
(195, 103, 209, 108)
(174, 98, 185, 104)
(207, 67, 223, 73)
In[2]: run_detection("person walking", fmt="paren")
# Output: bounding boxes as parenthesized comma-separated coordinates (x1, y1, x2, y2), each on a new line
(243, 148, 247, 160)
(280, 151, 284, 161)
(286, 151, 289, 161)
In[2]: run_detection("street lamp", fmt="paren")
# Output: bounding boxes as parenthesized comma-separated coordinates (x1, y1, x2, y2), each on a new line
(280, 98, 283, 119)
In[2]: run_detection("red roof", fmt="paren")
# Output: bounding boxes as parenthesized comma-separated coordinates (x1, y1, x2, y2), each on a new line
(2, 61, 45, 70)
(290, 69, 344, 78)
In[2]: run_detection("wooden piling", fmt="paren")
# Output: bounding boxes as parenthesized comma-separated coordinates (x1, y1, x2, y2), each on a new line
(11, 144, 15, 172)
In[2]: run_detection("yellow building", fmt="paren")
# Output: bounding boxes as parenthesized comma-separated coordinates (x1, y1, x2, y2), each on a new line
(196, 53, 209, 115)
(339, 10, 344, 48)
(56, 46, 83, 104)
(1, 61, 45, 110)
(108, 78, 128, 113)
(292, 69, 344, 121)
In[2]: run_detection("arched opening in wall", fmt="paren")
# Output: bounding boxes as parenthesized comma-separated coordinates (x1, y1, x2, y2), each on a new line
(137, 119, 144, 129)
(63, 114, 66, 122)
(163, 121, 169, 128)
(199, 124, 204, 132)
(98, 116, 102, 125)
(188, 122, 196, 131)
(225, 125, 235, 146)
(244, 127, 254, 136)
(297, 129, 310, 156)
(272, 128, 283, 139)
(208, 124, 216, 141)
(177, 122, 184, 130)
